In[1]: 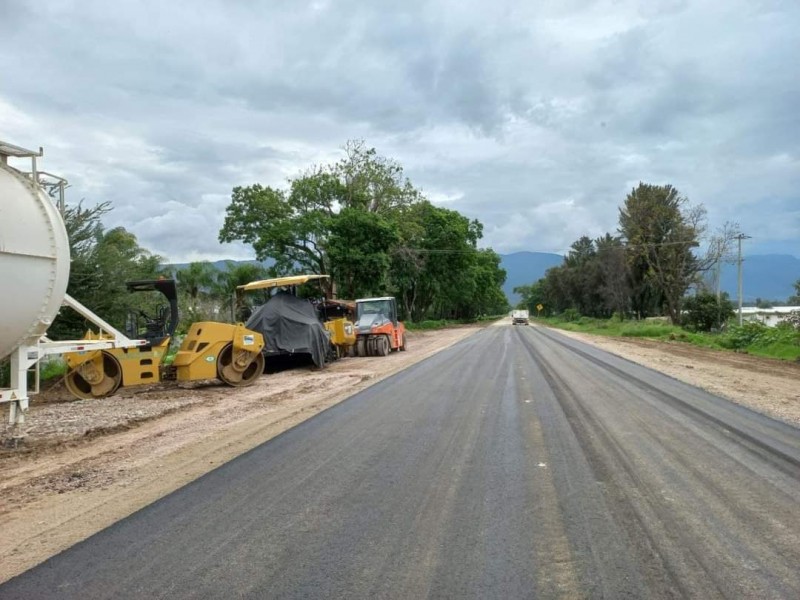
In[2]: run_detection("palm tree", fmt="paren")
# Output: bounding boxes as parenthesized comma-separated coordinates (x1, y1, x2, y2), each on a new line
(213, 262, 272, 321)
(175, 262, 217, 315)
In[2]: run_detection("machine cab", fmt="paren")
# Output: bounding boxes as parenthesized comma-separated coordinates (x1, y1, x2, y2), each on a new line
(124, 279, 179, 346)
(355, 297, 398, 332)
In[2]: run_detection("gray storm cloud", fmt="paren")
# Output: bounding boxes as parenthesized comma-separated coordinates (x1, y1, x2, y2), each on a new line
(1, 0, 797, 261)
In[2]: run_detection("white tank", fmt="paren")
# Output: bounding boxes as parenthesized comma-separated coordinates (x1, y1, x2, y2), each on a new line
(0, 162, 71, 360)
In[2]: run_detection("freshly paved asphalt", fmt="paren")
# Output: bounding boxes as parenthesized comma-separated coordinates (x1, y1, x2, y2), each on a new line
(3, 324, 799, 599)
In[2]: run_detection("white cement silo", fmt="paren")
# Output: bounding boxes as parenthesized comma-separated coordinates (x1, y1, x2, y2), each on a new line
(0, 156, 71, 361)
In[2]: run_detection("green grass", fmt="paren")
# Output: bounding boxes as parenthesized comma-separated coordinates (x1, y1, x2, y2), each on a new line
(0, 357, 68, 388)
(40, 358, 68, 380)
(405, 315, 505, 331)
(538, 316, 800, 361)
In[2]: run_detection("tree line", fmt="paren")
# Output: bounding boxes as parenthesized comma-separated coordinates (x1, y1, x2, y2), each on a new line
(514, 183, 746, 329)
(51, 141, 509, 339)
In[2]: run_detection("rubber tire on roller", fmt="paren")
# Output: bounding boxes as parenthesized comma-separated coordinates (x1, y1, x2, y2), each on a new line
(377, 335, 390, 356)
(217, 343, 265, 387)
(65, 351, 123, 400)
(399, 334, 407, 351)
(356, 338, 366, 357)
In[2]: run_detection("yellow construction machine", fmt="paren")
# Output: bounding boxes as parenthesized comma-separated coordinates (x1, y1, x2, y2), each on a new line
(64, 279, 265, 399)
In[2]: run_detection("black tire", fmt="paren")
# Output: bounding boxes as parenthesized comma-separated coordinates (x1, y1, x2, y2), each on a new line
(399, 334, 407, 351)
(377, 335, 390, 356)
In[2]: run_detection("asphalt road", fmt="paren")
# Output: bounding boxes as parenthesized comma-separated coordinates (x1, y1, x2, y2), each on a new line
(3, 324, 799, 599)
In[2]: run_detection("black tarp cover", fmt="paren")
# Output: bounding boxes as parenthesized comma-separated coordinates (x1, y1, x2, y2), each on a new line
(245, 292, 330, 367)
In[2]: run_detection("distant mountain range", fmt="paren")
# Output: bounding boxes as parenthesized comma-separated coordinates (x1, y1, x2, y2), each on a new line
(168, 252, 800, 306)
(718, 254, 800, 302)
(499, 252, 800, 305)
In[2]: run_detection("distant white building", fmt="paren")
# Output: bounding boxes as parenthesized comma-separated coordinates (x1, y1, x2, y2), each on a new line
(740, 306, 800, 327)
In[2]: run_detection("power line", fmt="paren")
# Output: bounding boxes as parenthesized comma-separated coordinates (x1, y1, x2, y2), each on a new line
(398, 240, 707, 256)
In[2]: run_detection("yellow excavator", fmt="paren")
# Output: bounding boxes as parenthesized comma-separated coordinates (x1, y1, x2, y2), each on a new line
(64, 279, 265, 399)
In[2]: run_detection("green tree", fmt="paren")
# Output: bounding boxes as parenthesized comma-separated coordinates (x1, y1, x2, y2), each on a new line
(49, 203, 162, 339)
(533, 235, 618, 319)
(513, 281, 546, 312)
(218, 170, 341, 283)
(327, 208, 399, 299)
(461, 249, 509, 317)
(175, 261, 218, 324)
(619, 183, 706, 324)
(213, 261, 272, 321)
(595, 234, 630, 318)
(389, 202, 481, 321)
(755, 298, 774, 309)
(335, 139, 422, 214)
(682, 292, 735, 331)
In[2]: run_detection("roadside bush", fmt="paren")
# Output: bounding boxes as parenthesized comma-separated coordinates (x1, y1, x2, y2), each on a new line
(780, 311, 800, 330)
(406, 319, 458, 331)
(620, 324, 676, 338)
(560, 308, 580, 322)
(682, 293, 735, 332)
(719, 321, 800, 350)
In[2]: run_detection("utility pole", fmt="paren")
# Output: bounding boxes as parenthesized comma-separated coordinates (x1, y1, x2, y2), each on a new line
(736, 233, 752, 326)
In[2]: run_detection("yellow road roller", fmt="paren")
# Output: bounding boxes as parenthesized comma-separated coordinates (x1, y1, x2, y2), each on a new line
(64, 279, 265, 399)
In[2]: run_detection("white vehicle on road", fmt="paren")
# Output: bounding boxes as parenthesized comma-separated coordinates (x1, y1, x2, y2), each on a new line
(511, 310, 529, 325)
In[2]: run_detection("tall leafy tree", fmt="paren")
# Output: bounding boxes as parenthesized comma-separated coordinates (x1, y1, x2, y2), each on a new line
(218, 170, 342, 286)
(389, 202, 481, 321)
(458, 249, 509, 317)
(619, 183, 706, 323)
(335, 140, 422, 214)
(595, 234, 630, 318)
(327, 208, 399, 299)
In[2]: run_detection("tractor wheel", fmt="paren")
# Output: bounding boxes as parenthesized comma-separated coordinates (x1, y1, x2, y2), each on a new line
(399, 334, 407, 352)
(218, 343, 265, 387)
(356, 338, 366, 357)
(377, 335, 390, 356)
(65, 351, 123, 400)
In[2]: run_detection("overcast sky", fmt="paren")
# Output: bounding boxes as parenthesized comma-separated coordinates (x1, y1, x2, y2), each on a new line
(2, 0, 798, 262)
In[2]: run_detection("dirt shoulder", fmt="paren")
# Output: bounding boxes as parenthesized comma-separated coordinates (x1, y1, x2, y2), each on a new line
(0, 327, 480, 583)
(544, 324, 800, 428)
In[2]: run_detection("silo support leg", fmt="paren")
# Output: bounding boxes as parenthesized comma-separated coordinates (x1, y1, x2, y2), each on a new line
(4, 345, 32, 426)
(8, 399, 29, 426)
